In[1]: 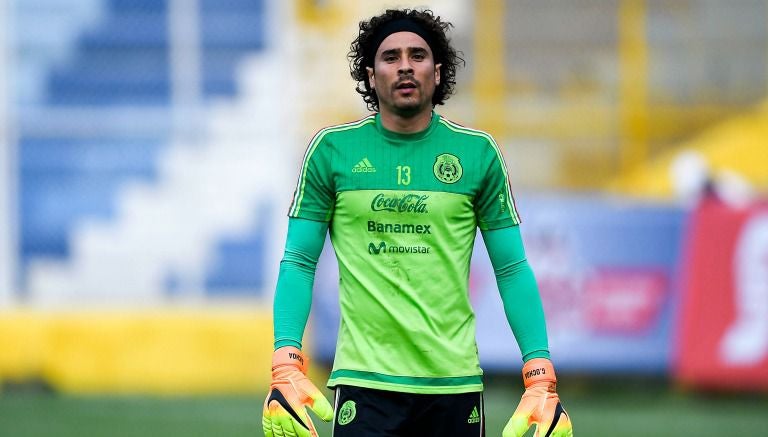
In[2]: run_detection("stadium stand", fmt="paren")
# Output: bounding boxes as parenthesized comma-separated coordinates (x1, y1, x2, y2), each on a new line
(610, 100, 768, 200)
(18, 0, 276, 301)
(46, 0, 265, 105)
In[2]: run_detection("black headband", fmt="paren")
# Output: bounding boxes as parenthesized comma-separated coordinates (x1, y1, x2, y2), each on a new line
(366, 17, 437, 66)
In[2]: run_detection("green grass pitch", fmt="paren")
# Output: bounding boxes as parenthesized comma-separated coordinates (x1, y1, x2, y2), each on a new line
(1, 378, 766, 436)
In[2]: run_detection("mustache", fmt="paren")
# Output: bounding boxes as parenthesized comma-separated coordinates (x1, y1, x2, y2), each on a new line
(393, 76, 420, 89)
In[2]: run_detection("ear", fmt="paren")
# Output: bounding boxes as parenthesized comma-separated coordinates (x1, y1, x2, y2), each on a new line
(366, 66, 375, 89)
(434, 63, 442, 85)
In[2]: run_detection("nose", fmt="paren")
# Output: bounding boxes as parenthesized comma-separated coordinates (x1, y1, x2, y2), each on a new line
(397, 58, 414, 75)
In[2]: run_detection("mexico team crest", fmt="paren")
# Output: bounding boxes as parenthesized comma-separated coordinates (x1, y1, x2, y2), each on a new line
(337, 400, 356, 425)
(433, 153, 463, 184)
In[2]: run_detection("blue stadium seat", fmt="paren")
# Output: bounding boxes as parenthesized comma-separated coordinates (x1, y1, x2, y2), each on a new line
(107, 0, 167, 13)
(48, 57, 171, 105)
(200, 0, 258, 11)
(201, 12, 266, 49)
(79, 12, 168, 49)
(204, 205, 271, 293)
(21, 138, 161, 175)
(21, 175, 123, 257)
(204, 234, 267, 292)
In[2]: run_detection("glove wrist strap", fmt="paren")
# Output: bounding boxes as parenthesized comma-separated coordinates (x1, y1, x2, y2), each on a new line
(272, 346, 308, 374)
(521, 358, 556, 388)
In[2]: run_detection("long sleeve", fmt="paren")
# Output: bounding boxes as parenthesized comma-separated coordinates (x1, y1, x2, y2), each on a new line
(273, 217, 329, 350)
(481, 225, 550, 362)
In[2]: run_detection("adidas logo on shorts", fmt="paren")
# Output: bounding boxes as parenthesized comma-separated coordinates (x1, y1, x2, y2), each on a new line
(467, 406, 480, 424)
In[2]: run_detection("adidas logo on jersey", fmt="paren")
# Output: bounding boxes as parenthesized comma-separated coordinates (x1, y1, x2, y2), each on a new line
(352, 157, 377, 173)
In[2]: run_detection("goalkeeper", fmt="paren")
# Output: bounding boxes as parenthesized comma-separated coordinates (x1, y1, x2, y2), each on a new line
(262, 8, 573, 437)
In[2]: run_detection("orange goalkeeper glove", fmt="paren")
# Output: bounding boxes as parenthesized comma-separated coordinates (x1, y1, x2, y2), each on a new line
(503, 358, 573, 437)
(262, 347, 333, 437)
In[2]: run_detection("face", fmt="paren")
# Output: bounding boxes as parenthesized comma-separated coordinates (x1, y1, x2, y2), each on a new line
(367, 31, 441, 117)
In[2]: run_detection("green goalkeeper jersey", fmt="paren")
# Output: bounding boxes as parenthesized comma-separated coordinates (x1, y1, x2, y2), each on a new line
(288, 112, 521, 394)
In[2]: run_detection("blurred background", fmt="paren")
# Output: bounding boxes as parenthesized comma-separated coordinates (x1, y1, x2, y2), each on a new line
(1, 0, 767, 435)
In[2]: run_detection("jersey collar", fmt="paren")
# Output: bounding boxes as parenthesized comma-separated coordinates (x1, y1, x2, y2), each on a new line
(374, 111, 440, 142)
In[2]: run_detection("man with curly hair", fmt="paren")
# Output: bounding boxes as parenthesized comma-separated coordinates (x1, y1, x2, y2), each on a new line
(262, 8, 573, 437)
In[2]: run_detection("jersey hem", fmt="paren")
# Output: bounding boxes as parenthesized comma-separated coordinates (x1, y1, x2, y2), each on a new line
(327, 377, 484, 394)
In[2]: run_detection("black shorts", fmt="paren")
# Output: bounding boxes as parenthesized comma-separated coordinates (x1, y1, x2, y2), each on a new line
(331, 385, 485, 437)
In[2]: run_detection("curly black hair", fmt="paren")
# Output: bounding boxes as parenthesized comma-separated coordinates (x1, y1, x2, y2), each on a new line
(349, 9, 464, 112)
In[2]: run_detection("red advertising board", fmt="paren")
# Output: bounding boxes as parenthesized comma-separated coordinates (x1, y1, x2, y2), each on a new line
(675, 197, 768, 391)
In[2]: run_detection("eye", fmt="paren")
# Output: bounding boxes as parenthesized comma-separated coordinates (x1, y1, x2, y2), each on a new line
(384, 55, 397, 62)
(412, 53, 425, 61)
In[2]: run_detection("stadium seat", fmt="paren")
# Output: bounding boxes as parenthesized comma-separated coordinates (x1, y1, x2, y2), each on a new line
(20, 138, 162, 258)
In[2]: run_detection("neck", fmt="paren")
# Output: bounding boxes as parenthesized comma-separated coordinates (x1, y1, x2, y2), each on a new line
(378, 107, 433, 133)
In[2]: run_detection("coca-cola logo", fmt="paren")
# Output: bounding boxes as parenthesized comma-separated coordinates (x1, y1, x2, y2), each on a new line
(370, 193, 429, 213)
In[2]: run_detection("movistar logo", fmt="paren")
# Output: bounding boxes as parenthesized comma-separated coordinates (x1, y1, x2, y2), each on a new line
(467, 406, 480, 424)
(368, 241, 430, 255)
(368, 220, 431, 234)
(352, 157, 376, 173)
(371, 193, 428, 213)
(369, 242, 386, 254)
